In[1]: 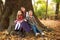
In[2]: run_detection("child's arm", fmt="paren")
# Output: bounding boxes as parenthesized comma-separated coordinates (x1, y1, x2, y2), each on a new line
(14, 20, 17, 23)
(33, 16, 38, 25)
(24, 19, 27, 21)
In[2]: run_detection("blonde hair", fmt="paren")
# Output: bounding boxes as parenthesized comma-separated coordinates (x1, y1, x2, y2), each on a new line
(29, 10, 33, 16)
(17, 11, 22, 15)
(16, 11, 22, 19)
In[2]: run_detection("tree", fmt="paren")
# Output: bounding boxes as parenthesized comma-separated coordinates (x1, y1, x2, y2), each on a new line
(55, 2, 59, 19)
(45, 0, 48, 20)
(0, 0, 48, 31)
(34, 0, 49, 19)
(0, 0, 3, 21)
(53, 0, 60, 20)
(0, 0, 15, 30)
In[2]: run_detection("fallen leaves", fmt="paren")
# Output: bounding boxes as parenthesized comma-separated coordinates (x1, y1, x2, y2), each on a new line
(0, 20, 60, 40)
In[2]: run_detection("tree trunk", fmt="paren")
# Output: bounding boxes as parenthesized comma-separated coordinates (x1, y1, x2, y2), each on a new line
(0, 0, 3, 21)
(0, 0, 48, 31)
(45, 0, 48, 20)
(55, 2, 59, 20)
(0, 0, 13, 30)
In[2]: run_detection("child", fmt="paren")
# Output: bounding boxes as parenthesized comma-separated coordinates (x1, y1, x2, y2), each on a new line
(14, 11, 24, 31)
(21, 6, 26, 18)
(20, 7, 31, 32)
(28, 10, 44, 36)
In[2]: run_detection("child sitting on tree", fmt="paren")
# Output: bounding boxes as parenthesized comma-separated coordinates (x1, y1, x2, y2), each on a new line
(14, 10, 31, 37)
(28, 10, 44, 36)
(14, 11, 24, 31)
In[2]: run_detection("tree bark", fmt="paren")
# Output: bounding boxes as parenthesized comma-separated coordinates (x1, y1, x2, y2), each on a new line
(0, 0, 3, 21)
(0, 0, 13, 30)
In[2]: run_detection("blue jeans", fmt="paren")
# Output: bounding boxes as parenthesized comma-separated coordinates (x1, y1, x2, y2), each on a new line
(31, 25, 42, 34)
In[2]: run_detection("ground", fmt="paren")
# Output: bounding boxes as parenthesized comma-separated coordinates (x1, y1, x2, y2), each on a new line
(0, 20, 60, 40)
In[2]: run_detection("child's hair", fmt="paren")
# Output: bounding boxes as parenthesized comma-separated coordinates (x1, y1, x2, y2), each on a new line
(16, 10, 22, 19)
(21, 6, 25, 12)
(17, 11, 22, 15)
(29, 10, 33, 16)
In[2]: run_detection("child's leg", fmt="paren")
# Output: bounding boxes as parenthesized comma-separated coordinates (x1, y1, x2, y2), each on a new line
(34, 25, 43, 34)
(35, 26, 44, 35)
(36, 29, 43, 33)
(20, 28, 26, 37)
(15, 22, 19, 30)
(17, 22, 21, 30)
(32, 24, 42, 33)
(31, 25, 37, 34)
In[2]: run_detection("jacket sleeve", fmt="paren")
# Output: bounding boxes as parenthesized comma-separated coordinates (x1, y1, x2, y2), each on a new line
(33, 17, 38, 26)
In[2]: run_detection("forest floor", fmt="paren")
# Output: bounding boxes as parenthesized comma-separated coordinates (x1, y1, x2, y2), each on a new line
(0, 20, 60, 40)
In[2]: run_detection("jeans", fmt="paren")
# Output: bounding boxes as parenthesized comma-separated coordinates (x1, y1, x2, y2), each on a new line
(31, 25, 42, 34)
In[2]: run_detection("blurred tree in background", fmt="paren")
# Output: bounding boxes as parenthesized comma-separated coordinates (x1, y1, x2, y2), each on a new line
(53, 0, 60, 20)
(33, 0, 60, 20)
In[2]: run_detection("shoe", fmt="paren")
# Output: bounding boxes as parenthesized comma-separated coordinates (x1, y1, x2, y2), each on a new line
(35, 33, 40, 36)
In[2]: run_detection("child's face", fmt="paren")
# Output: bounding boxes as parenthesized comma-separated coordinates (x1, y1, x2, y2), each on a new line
(29, 11, 33, 16)
(21, 7, 25, 12)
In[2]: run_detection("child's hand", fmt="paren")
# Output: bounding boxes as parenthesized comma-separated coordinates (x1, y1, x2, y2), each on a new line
(14, 20, 17, 23)
(24, 19, 27, 21)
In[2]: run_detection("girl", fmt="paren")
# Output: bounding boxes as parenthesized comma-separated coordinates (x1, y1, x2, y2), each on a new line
(28, 10, 44, 36)
(21, 6, 26, 18)
(20, 7, 31, 32)
(14, 11, 24, 31)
